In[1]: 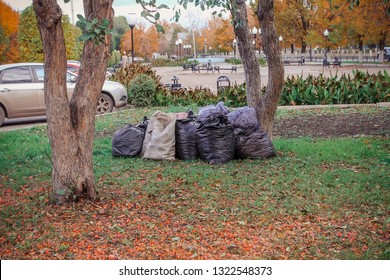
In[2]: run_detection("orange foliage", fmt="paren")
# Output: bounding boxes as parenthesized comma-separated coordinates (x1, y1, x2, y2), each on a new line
(120, 23, 159, 59)
(0, 0, 20, 63)
(0, 0, 19, 36)
(196, 17, 235, 54)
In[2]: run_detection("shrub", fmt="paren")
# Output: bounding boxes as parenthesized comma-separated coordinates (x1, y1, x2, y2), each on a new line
(153, 86, 218, 107)
(280, 70, 390, 105)
(225, 57, 242, 64)
(110, 62, 165, 92)
(128, 74, 156, 107)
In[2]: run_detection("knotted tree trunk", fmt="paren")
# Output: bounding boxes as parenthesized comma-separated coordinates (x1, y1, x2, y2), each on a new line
(256, 0, 284, 139)
(230, 0, 284, 139)
(33, 0, 114, 204)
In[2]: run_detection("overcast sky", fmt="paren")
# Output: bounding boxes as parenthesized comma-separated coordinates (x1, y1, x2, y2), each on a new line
(4, 0, 221, 28)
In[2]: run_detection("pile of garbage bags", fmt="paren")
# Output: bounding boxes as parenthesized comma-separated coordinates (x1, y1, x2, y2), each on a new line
(112, 102, 276, 164)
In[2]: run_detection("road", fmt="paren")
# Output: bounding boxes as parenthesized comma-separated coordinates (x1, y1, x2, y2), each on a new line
(0, 116, 47, 132)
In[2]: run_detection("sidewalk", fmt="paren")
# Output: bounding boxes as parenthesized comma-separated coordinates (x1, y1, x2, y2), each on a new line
(154, 63, 390, 93)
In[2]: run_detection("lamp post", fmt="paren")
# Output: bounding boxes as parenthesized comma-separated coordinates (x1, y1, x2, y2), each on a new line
(125, 13, 137, 63)
(251, 27, 259, 53)
(278, 35, 283, 52)
(175, 40, 179, 59)
(323, 29, 329, 58)
(233, 39, 237, 58)
(204, 39, 207, 55)
(178, 39, 182, 59)
(323, 29, 330, 68)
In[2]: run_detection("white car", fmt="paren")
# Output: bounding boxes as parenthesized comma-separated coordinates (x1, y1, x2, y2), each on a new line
(0, 62, 128, 126)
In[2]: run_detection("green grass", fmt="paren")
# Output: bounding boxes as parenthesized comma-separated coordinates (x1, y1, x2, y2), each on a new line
(0, 106, 389, 260)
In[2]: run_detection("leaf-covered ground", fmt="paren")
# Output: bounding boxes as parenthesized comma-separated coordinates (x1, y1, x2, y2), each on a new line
(0, 107, 389, 260)
(274, 106, 390, 138)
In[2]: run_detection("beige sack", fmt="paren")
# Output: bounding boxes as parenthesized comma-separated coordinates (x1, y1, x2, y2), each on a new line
(141, 111, 177, 160)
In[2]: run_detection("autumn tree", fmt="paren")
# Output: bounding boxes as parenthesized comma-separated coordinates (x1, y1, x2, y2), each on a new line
(19, 6, 45, 62)
(200, 18, 235, 54)
(0, 0, 20, 63)
(33, 0, 114, 204)
(19, 5, 82, 62)
(112, 16, 129, 51)
(274, 0, 315, 53)
(120, 23, 159, 59)
(337, 0, 389, 61)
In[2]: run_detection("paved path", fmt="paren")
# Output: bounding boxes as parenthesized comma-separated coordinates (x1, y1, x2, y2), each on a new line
(155, 62, 390, 93)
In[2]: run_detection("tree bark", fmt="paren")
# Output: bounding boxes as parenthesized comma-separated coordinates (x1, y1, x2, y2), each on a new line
(33, 0, 113, 204)
(257, 0, 284, 139)
(229, 0, 284, 139)
(229, 0, 261, 116)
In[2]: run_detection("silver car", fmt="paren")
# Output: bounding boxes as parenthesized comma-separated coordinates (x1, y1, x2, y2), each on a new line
(0, 62, 128, 126)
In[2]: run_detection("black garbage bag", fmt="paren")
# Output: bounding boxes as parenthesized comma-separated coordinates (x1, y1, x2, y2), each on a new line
(196, 102, 235, 164)
(112, 117, 148, 157)
(228, 107, 276, 159)
(196, 121, 235, 165)
(175, 114, 199, 160)
(197, 101, 229, 125)
(227, 106, 260, 135)
(234, 131, 276, 159)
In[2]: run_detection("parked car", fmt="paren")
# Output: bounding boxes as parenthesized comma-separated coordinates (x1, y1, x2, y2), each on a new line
(67, 62, 112, 78)
(0, 63, 128, 126)
(67, 63, 80, 74)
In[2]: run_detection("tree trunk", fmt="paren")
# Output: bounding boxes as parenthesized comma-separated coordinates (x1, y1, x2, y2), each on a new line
(229, 0, 284, 139)
(301, 41, 307, 53)
(33, 0, 113, 204)
(230, 0, 261, 109)
(257, 0, 284, 139)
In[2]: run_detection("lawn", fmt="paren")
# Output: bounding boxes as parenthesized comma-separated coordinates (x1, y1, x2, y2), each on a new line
(0, 106, 389, 259)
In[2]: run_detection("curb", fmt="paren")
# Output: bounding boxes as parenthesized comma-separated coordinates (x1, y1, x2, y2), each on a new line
(277, 103, 390, 110)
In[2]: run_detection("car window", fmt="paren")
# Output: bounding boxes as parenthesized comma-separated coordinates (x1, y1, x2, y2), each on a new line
(32, 65, 45, 82)
(0, 66, 32, 83)
(67, 66, 79, 73)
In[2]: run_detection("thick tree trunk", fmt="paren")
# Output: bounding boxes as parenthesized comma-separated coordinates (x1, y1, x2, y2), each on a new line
(230, 0, 261, 109)
(33, 0, 113, 204)
(229, 0, 283, 139)
(257, 0, 284, 139)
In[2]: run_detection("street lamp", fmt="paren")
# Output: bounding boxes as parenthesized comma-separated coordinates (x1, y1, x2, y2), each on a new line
(233, 39, 237, 58)
(323, 29, 330, 67)
(323, 29, 329, 57)
(251, 27, 258, 52)
(204, 39, 207, 55)
(278, 36, 285, 54)
(125, 13, 137, 63)
(175, 40, 179, 59)
(176, 39, 183, 59)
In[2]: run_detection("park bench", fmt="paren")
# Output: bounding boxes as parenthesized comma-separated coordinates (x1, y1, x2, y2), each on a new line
(284, 56, 305, 66)
(182, 64, 194, 70)
(213, 66, 238, 73)
(323, 58, 342, 68)
(192, 65, 214, 73)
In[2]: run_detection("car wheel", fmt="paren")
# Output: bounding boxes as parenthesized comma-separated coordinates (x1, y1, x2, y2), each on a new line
(0, 106, 5, 127)
(96, 93, 113, 114)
